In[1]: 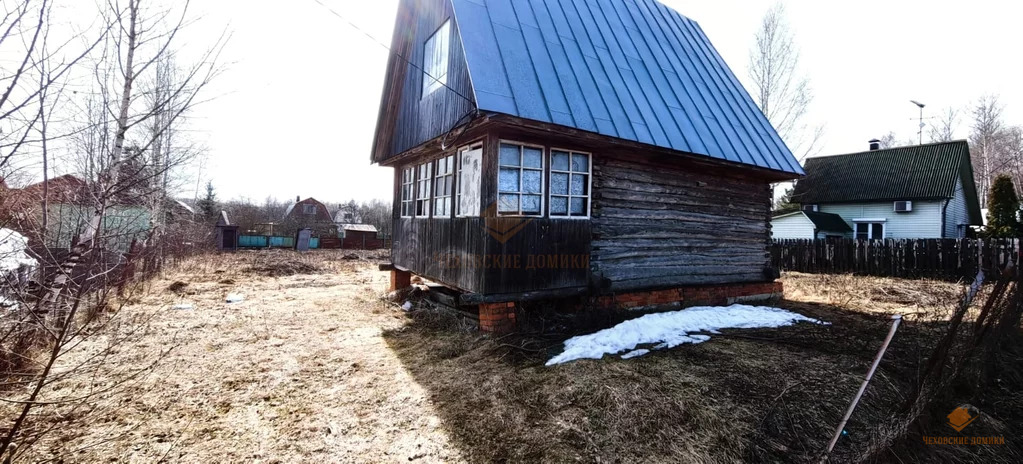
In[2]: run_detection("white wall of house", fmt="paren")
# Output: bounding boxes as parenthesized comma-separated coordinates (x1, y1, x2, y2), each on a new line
(771, 213, 815, 239)
(818, 201, 944, 239)
(944, 178, 969, 238)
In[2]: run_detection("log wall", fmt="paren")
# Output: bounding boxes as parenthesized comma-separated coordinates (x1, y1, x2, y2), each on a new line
(591, 157, 773, 291)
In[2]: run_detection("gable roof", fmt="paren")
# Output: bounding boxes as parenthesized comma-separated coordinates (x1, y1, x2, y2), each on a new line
(792, 140, 982, 224)
(439, 0, 801, 176)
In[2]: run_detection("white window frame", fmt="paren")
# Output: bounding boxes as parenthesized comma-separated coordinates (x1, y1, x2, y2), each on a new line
(497, 140, 545, 217)
(422, 20, 450, 98)
(433, 154, 454, 218)
(457, 141, 484, 217)
(416, 162, 432, 217)
(548, 148, 592, 219)
(852, 219, 886, 240)
(400, 167, 414, 218)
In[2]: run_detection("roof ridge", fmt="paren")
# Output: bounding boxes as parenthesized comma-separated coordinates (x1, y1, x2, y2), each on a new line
(807, 139, 968, 161)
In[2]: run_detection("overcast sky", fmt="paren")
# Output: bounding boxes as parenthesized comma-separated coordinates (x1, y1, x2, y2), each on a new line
(183, 0, 1023, 204)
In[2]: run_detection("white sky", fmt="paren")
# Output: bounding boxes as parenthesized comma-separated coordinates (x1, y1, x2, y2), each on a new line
(181, 0, 1023, 204)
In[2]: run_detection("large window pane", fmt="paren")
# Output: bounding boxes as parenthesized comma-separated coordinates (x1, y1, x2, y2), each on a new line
(499, 144, 520, 166)
(498, 194, 518, 213)
(571, 153, 589, 172)
(523, 170, 542, 194)
(551, 172, 569, 195)
(570, 197, 586, 215)
(499, 168, 520, 192)
(570, 174, 586, 195)
(550, 196, 568, 215)
(522, 195, 541, 213)
(523, 147, 543, 168)
(552, 151, 570, 171)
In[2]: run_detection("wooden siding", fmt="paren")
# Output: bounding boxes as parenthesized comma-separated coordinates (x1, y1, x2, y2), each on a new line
(591, 157, 773, 291)
(372, 0, 476, 163)
(944, 178, 969, 238)
(771, 213, 816, 239)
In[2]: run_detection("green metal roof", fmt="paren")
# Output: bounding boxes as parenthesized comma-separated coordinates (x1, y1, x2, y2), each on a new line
(792, 140, 982, 224)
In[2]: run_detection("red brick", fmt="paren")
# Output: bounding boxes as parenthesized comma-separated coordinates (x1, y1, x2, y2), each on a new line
(389, 269, 411, 292)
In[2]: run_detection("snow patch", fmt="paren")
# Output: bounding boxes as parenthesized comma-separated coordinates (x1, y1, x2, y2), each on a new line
(546, 304, 827, 366)
(226, 294, 244, 303)
(0, 228, 37, 272)
(620, 349, 649, 359)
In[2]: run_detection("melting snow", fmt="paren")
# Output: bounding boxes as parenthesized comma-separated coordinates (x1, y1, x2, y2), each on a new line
(546, 304, 827, 366)
(0, 228, 37, 272)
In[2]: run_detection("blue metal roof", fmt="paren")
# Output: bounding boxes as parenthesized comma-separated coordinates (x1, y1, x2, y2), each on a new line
(450, 0, 804, 176)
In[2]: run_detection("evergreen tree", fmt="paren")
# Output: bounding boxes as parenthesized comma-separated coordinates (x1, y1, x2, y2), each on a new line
(197, 181, 219, 222)
(984, 174, 1021, 238)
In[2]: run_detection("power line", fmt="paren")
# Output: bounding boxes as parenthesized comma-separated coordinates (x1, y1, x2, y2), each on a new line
(310, 0, 476, 107)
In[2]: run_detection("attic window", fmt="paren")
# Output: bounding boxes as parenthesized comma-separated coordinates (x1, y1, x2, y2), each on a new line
(422, 20, 450, 97)
(303, 204, 316, 215)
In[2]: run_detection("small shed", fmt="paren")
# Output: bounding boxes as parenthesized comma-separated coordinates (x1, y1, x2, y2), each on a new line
(215, 211, 238, 251)
(772, 210, 852, 239)
(340, 224, 381, 249)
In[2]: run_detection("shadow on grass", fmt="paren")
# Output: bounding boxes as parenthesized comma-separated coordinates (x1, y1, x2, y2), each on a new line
(382, 299, 1010, 462)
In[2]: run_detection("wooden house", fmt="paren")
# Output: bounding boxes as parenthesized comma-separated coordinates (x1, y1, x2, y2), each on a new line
(283, 197, 335, 236)
(372, 0, 803, 331)
(783, 140, 982, 239)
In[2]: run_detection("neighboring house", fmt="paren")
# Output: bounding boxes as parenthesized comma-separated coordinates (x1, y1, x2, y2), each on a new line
(283, 197, 335, 236)
(284, 197, 332, 223)
(771, 210, 852, 239)
(788, 140, 982, 239)
(371, 0, 802, 317)
(1, 174, 151, 252)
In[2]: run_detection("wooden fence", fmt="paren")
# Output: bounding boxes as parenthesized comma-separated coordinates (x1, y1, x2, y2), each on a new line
(770, 238, 1021, 280)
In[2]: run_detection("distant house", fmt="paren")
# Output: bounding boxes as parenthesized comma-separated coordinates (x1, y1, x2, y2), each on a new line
(283, 197, 334, 236)
(370, 0, 803, 328)
(1, 174, 151, 251)
(284, 197, 332, 223)
(779, 140, 982, 239)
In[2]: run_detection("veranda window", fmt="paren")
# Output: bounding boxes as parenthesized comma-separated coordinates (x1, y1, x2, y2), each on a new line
(497, 142, 544, 216)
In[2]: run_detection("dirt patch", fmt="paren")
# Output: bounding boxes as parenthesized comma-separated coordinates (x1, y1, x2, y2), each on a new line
(7, 257, 1020, 462)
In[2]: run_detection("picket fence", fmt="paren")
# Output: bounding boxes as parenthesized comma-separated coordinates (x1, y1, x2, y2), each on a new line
(770, 238, 1021, 281)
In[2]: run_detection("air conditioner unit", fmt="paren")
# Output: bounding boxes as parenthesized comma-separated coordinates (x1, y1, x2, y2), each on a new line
(894, 201, 913, 212)
(802, 204, 818, 212)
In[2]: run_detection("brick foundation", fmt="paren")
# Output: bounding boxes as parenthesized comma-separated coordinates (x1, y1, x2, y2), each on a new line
(479, 302, 517, 334)
(389, 269, 412, 292)
(596, 281, 783, 310)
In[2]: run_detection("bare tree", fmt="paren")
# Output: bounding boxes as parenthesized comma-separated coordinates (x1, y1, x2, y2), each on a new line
(929, 107, 960, 143)
(970, 95, 1005, 207)
(748, 3, 822, 160)
(0, 0, 225, 458)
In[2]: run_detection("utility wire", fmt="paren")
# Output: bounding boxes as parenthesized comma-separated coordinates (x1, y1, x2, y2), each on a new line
(310, 0, 476, 107)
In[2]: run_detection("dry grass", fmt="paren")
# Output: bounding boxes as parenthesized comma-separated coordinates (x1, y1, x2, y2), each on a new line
(6, 256, 1020, 462)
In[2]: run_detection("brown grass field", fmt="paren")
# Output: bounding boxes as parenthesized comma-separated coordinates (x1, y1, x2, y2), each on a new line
(4, 251, 1020, 462)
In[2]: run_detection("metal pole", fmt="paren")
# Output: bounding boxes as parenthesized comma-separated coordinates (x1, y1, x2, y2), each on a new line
(919, 106, 923, 145)
(822, 314, 903, 460)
